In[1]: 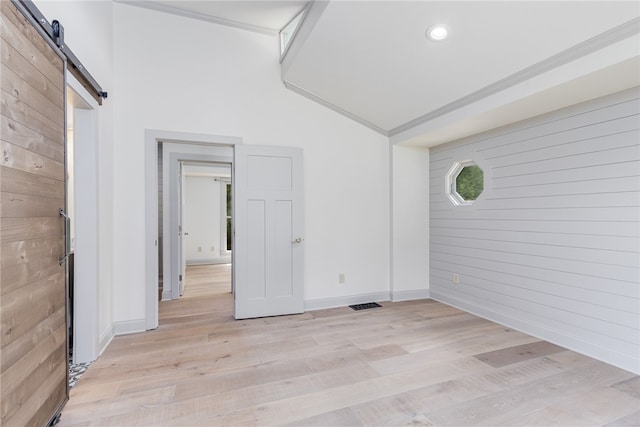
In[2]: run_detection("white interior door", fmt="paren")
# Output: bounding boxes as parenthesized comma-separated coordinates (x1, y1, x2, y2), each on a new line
(179, 163, 187, 296)
(233, 145, 304, 319)
(171, 161, 184, 299)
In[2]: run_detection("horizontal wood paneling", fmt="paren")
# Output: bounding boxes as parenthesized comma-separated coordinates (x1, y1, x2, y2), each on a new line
(0, 217, 64, 244)
(0, 166, 64, 199)
(1, 89, 63, 144)
(25, 377, 67, 427)
(431, 234, 638, 268)
(430, 268, 639, 332)
(487, 175, 640, 198)
(431, 218, 639, 237)
(490, 141, 640, 179)
(0, 1, 63, 88)
(430, 88, 640, 373)
(430, 250, 638, 297)
(1, 114, 64, 163)
(1, 324, 66, 422)
(0, 254, 62, 296)
(486, 129, 639, 168)
(0, 320, 66, 393)
(0, 37, 63, 106)
(0, 270, 65, 348)
(1, 140, 64, 180)
(0, 306, 65, 374)
(0, 1, 67, 425)
(0, 237, 64, 269)
(430, 262, 639, 314)
(0, 191, 63, 218)
(1, 63, 64, 124)
(431, 227, 639, 253)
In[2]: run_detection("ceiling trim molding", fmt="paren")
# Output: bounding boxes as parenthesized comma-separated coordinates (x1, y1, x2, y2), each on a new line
(283, 81, 389, 136)
(115, 0, 279, 36)
(389, 17, 640, 137)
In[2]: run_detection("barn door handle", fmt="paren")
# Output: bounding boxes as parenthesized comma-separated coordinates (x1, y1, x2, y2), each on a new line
(59, 209, 70, 265)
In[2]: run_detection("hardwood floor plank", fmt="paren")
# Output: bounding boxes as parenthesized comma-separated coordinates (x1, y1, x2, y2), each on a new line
(348, 354, 568, 427)
(473, 340, 566, 368)
(282, 408, 364, 427)
(57, 264, 640, 427)
(514, 386, 640, 427)
(612, 375, 640, 400)
(423, 360, 634, 427)
(604, 410, 640, 427)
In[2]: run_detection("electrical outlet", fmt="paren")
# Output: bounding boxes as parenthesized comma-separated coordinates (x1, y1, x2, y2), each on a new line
(197, 246, 202, 252)
(338, 273, 345, 284)
(452, 273, 460, 284)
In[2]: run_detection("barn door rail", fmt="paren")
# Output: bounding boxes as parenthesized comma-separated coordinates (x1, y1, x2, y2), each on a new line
(14, 0, 108, 105)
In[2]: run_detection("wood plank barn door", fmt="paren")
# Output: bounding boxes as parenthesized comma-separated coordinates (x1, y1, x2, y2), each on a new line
(0, 1, 68, 426)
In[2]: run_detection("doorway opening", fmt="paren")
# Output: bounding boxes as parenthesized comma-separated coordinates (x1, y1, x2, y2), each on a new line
(145, 131, 241, 330)
(66, 75, 100, 364)
(145, 132, 305, 326)
(179, 162, 233, 302)
(154, 139, 235, 324)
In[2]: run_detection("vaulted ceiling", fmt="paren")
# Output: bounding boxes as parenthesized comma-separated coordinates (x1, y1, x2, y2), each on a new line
(125, 1, 640, 147)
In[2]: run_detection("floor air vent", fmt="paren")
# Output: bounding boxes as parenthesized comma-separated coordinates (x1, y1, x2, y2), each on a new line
(349, 302, 382, 311)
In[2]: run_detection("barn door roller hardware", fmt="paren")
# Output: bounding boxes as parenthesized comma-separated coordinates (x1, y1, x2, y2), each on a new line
(14, 0, 108, 104)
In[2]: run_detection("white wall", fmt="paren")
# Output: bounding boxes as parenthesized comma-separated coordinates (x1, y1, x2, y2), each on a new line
(184, 176, 224, 263)
(391, 145, 430, 301)
(429, 88, 640, 374)
(112, 3, 390, 323)
(34, 0, 115, 355)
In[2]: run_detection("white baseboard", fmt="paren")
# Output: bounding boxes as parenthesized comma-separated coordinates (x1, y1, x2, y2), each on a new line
(112, 319, 146, 336)
(161, 289, 172, 301)
(98, 325, 114, 357)
(430, 290, 640, 375)
(305, 291, 391, 311)
(391, 289, 430, 302)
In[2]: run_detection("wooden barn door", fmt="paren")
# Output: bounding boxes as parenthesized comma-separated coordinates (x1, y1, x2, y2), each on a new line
(0, 1, 68, 426)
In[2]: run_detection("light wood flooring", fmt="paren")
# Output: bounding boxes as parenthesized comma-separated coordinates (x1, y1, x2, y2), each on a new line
(58, 265, 639, 426)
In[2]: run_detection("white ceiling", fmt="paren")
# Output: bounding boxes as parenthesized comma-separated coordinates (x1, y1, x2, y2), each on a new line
(123, 1, 640, 147)
(286, 2, 639, 131)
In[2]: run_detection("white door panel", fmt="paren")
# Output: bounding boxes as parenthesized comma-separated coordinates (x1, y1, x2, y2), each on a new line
(180, 163, 186, 296)
(234, 145, 304, 319)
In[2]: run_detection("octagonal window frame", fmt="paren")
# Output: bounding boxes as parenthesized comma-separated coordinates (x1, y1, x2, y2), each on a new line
(445, 160, 485, 206)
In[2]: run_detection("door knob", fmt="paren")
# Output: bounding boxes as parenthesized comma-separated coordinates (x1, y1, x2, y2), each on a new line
(292, 237, 304, 244)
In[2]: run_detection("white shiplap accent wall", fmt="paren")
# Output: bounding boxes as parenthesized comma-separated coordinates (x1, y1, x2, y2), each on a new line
(429, 88, 640, 374)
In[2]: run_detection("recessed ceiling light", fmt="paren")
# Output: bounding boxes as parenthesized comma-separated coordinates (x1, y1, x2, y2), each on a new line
(426, 25, 448, 41)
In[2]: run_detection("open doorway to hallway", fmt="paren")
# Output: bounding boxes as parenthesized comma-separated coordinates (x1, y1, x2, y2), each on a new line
(155, 140, 234, 324)
(178, 163, 232, 302)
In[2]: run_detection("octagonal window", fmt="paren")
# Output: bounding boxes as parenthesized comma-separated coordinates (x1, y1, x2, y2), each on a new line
(456, 164, 483, 201)
(445, 161, 484, 205)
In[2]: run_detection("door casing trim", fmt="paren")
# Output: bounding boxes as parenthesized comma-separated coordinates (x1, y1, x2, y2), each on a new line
(144, 130, 241, 330)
